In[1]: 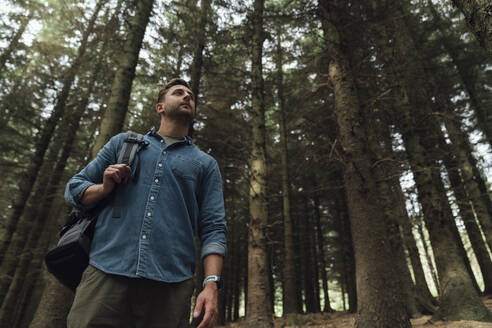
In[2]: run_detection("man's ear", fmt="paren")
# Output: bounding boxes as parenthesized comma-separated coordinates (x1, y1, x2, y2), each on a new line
(156, 103, 164, 114)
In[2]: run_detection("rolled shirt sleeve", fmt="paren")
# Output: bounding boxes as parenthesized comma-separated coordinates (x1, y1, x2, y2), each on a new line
(64, 134, 122, 210)
(198, 160, 227, 259)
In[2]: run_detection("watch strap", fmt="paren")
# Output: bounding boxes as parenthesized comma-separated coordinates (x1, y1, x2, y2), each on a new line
(202, 275, 221, 289)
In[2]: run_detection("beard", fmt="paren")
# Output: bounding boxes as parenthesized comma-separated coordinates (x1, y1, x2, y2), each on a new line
(162, 102, 194, 125)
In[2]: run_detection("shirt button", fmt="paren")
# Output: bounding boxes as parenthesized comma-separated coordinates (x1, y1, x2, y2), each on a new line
(160, 139, 164, 143)
(158, 163, 163, 167)
(163, 151, 167, 154)
(147, 212, 152, 217)
(154, 178, 159, 183)
(150, 196, 155, 201)
(142, 234, 147, 239)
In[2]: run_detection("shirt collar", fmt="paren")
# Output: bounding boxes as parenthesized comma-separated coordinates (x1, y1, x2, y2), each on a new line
(147, 126, 193, 145)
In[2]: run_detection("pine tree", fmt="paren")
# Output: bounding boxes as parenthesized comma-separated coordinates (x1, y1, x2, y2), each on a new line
(246, 0, 274, 326)
(319, 0, 411, 326)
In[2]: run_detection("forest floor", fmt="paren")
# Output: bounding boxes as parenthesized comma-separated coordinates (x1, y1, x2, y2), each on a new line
(219, 297, 492, 328)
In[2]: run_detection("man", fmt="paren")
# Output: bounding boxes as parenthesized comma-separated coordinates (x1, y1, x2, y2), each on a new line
(64, 78, 226, 328)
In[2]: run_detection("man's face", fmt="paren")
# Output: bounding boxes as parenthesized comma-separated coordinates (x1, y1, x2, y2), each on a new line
(156, 84, 195, 121)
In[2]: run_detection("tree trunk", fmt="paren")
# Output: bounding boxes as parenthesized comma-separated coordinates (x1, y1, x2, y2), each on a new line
(29, 194, 75, 328)
(333, 182, 357, 313)
(319, 2, 412, 326)
(292, 207, 304, 314)
(311, 178, 333, 312)
(0, 10, 34, 77)
(13, 60, 104, 328)
(188, 0, 211, 137)
(308, 199, 321, 313)
(301, 197, 316, 314)
(275, 29, 298, 316)
(189, 0, 211, 106)
(91, 0, 154, 156)
(437, 125, 492, 294)
(445, 115, 492, 249)
(0, 0, 104, 301)
(400, 213, 439, 311)
(377, 1, 492, 320)
(399, 113, 490, 320)
(29, 275, 74, 328)
(246, 0, 273, 326)
(417, 223, 441, 293)
(427, 0, 492, 147)
(380, 123, 437, 313)
(233, 223, 241, 321)
(450, 0, 492, 51)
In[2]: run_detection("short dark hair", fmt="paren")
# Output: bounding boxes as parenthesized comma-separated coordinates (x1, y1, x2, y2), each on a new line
(157, 78, 191, 104)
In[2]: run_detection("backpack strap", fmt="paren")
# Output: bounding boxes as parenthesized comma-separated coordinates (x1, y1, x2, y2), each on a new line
(117, 131, 144, 166)
(113, 131, 146, 218)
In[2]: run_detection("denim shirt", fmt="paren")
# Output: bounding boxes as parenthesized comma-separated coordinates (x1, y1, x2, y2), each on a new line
(64, 128, 227, 283)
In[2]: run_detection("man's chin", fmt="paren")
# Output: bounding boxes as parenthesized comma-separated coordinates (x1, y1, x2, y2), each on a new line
(164, 111, 194, 124)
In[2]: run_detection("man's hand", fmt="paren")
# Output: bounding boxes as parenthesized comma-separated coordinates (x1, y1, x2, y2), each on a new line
(81, 164, 131, 206)
(193, 282, 219, 328)
(102, 164, 131, 194)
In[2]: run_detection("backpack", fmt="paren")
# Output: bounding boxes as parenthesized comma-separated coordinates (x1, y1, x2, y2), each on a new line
(44, 131, 146, 291)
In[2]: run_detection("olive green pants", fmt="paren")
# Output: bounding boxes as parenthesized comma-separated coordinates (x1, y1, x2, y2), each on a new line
(67, 265, 194, 328)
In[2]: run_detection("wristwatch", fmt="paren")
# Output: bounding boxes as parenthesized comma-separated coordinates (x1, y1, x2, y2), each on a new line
(202, 275, 222, 289)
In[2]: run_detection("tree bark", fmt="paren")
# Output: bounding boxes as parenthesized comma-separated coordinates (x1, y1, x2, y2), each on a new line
(301, 196, 316, 314)
(376, 1, 492, 320)
(246, 0, 273, 326)
(417, 223, 441, 294)
(311, 177, 333, 312)
(188, 0, 211, 137)
(445, 115, 492, 249)
(400, 212, 439, 311)
(333, 178, 357, 313)
(308, 198, 321, 313)
(436, 124, 492, 294)
(319, 1, 412, 326)
(189, 0, 211, 106)
(29, 275, 74, 328)
(91, 0, 154, 156)
(274, 29, 298, 316)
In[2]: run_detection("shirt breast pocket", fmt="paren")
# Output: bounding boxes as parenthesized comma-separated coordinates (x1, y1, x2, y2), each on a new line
(171, 155, 201, 181)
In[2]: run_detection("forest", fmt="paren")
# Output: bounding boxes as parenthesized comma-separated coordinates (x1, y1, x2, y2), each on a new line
(0, 0, 491, 327)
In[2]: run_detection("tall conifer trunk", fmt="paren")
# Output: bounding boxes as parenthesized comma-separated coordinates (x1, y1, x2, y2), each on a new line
(190, 0, 211, 105)
(332, 177, 357, 313)
(0, 1, 104, 268)
(246, 0, 273, 326)
(188, 0, 211, 137)
(274, 29, 297, 315)
(91, 0, 154, 155)
(311, 177, 333, 312)
(2, 58, 105, 328)
(375, 1, 492, 320)
(436, 125, 492, 294)
(444, 115, 492, 251)
(319, 1, 411, 326)
(29, 2, 152, 325)
(427, 1, 492, 147)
